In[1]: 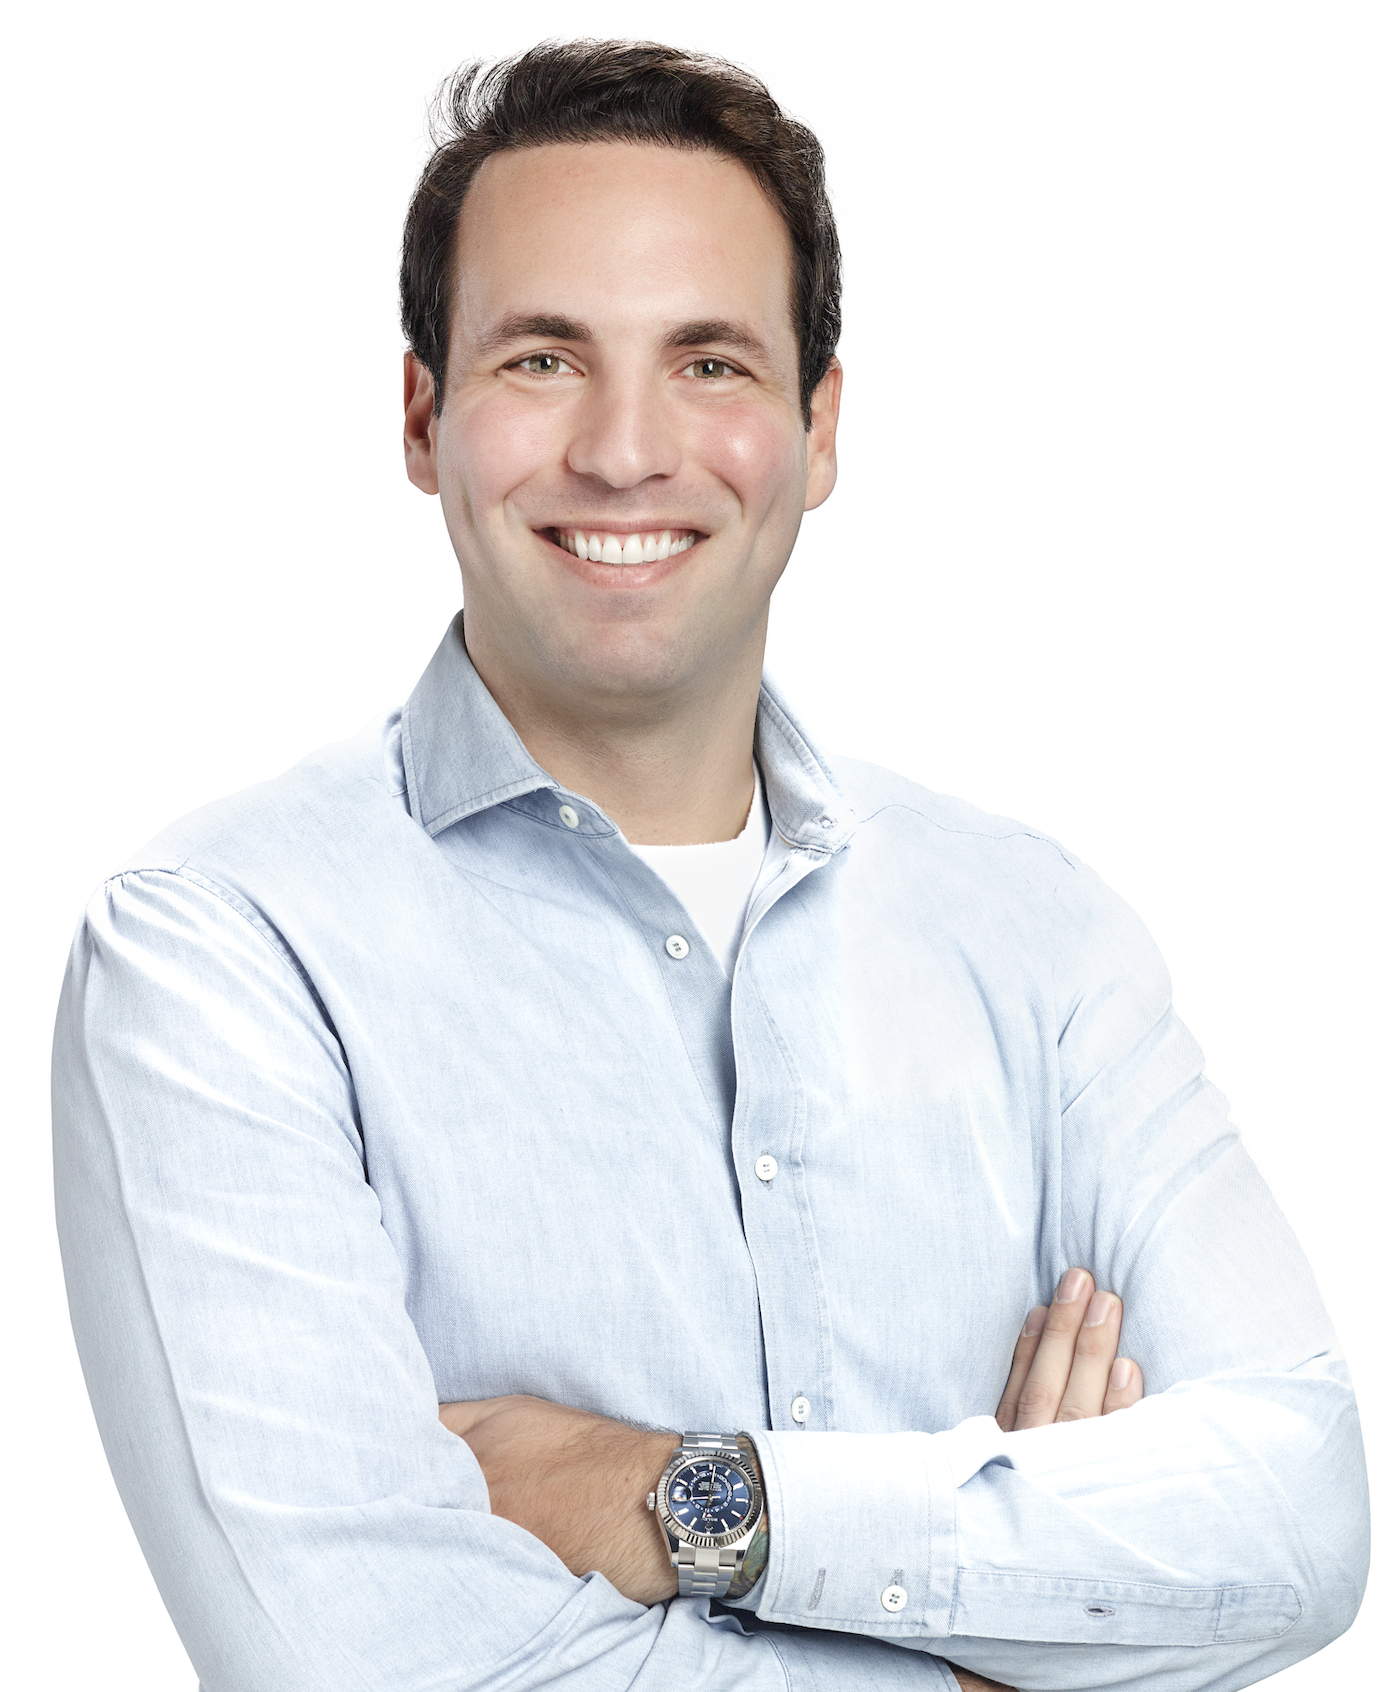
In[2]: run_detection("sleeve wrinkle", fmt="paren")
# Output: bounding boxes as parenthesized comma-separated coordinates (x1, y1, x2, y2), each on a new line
(62, 953, 302, 1664)
(1057, 998, 1175, 1117)
(109, 867, 361, 1147)
(117, 865, 342, 1045)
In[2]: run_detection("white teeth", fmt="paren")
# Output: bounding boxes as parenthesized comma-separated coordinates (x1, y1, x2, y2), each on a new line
(555, 528, 699, 563)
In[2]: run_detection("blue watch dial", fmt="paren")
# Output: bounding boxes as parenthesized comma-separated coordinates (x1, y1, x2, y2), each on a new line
(667, 1459, 753, 1536)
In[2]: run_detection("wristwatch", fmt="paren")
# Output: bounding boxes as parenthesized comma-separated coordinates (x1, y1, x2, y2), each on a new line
(647, 1432, 766, 1599)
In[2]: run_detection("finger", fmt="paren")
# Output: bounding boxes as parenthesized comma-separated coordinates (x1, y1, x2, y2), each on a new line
(1054, 1289, 1123, 1422)
(995, 1307, 1047, 1431)
(1014, 1268, 1094, 1429)
(1103, 1356, 1145, 1414)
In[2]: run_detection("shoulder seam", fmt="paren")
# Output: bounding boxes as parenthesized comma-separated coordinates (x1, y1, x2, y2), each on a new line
(855, 800, 1077, 871)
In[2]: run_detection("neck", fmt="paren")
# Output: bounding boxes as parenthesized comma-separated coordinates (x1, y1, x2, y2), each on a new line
(468, 647, 763, 847)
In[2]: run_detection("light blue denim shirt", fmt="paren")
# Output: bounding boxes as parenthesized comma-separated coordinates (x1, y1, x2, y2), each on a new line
(53, 618, 1367, 1692)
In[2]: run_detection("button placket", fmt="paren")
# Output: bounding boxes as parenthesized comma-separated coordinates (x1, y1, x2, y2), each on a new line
(728, 830, 841, 1467)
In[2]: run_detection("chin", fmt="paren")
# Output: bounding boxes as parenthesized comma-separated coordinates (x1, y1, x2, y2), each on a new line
(552, 630, 709, 704)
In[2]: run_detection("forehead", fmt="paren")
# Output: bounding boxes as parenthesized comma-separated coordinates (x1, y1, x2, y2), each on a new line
(452, 142, 796, 355)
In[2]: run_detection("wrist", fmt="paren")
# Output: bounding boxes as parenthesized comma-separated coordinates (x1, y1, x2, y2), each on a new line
(628, 1430, 683, 1601)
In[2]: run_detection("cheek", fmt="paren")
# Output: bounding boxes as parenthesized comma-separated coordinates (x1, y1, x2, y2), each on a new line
(696, 403, 805, 514)
(451, 396, 564, 519)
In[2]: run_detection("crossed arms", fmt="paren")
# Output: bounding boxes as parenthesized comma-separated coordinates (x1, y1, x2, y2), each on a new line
(438, 1266, 1142, 1610)
(440, 1267, 1143, 1691)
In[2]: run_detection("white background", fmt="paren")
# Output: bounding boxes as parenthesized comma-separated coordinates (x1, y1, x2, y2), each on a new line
(2, 2, 1389, 1685)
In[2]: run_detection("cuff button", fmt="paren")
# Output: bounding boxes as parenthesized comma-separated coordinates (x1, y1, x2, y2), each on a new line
(880, 1584, 908, 1613)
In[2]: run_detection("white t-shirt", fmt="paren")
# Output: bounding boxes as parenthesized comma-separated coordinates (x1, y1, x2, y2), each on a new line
(629, 764, 788, 978)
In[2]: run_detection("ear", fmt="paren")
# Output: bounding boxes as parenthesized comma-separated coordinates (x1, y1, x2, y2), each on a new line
(803, 357, 843, 512)
(404, 353, 440, 495)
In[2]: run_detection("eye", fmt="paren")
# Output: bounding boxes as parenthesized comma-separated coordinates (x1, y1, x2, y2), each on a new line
(686, 357, 741, 380)
(514, 352, 576, 377)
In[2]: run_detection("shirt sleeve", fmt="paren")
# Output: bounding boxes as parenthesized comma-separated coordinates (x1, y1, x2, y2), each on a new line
(746, 857, 1369, 1691)
(52, 867, 961, 1692)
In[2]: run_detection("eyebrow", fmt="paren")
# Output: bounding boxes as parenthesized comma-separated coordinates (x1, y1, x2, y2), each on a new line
(467, 314, 588, 360)
(662, 320, 770, 360)
(473, 314, 592, 358)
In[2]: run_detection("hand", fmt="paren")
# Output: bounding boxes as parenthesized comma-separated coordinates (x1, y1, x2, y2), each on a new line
(949, 1672, 1018, 1692)
(439, 1394, 679, 1604)
(995, 1267, 1144, 1431)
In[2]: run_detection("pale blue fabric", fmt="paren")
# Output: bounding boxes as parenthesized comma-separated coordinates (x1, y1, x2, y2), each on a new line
(53, 617, 1367, 1692)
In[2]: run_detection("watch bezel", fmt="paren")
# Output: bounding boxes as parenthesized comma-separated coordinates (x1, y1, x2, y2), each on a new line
(656, 1448, 764, 1550)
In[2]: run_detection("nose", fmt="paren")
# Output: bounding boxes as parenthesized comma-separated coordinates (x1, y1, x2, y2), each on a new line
(565, 368, 682, 489)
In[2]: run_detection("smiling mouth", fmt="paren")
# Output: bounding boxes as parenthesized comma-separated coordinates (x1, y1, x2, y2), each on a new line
(546, 527, 701, 564)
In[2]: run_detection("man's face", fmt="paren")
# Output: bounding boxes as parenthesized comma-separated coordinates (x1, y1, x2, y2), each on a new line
(404, 141, 840, 717)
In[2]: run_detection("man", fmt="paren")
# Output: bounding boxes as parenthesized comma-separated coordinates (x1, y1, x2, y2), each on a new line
(53, 40, 1366, 1692)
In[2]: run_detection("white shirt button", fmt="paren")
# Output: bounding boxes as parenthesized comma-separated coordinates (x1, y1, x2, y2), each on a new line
(754, 1154, 778, 1183)
(558, 805, 580, 829)
(881, 1584, 908, 1613)
(664, 935, 690, 960)
(818, 815, 836, 829)
(790, 1395, 810, 1424)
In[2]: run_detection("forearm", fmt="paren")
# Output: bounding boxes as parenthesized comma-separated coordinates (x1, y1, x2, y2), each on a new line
(440, 1396, 680, 1602)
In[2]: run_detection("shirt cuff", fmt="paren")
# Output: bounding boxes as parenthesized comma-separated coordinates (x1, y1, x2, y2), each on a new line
(747, 1418, 1008, 1640)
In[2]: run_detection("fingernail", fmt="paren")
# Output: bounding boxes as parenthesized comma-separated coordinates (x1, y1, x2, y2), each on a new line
(1109, 1357, 1132, 1392)
(1023, 1306, 1047, 1338)
(1056, 1268, 1089, 1303)
(1083, 1290, 1116, 1327)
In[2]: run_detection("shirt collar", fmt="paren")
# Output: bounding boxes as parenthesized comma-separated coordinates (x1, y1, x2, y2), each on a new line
(401, 614, 856, 853)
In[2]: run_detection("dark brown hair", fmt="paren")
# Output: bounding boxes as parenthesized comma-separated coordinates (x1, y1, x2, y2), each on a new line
(400, 40, 841, 425)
